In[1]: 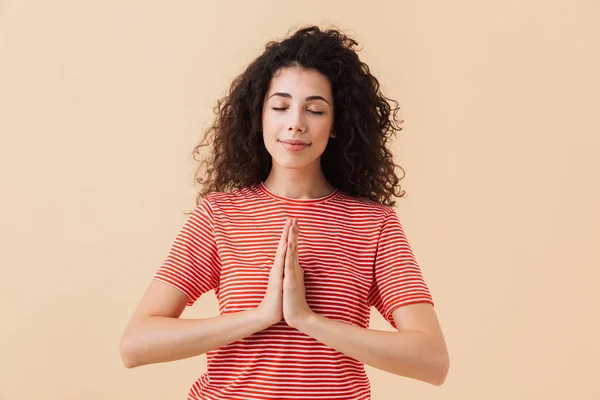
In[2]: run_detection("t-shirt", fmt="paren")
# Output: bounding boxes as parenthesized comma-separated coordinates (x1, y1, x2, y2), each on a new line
(153, 182, 434, 400)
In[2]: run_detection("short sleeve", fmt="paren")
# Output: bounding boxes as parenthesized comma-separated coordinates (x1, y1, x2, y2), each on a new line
(367, 208, 434, 329)
(152, 196, 221, 307)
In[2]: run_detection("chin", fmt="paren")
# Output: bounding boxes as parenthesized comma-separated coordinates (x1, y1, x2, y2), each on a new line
(275, 154, 323, 170)
(273, 159, 306, 169)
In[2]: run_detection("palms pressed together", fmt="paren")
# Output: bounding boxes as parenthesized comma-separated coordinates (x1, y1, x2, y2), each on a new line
(259, 218, 313, 329)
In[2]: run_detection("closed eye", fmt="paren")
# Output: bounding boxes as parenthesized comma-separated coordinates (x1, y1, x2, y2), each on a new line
(271, 107, 324, 115)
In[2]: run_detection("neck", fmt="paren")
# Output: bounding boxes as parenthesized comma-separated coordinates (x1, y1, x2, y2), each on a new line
(263, 165, 335, 200)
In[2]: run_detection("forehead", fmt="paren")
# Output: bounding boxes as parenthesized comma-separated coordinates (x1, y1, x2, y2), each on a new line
(266, 67, 332, 99)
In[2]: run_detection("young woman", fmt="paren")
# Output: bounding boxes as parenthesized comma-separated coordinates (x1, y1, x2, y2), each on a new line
(120, 25, 449, 399)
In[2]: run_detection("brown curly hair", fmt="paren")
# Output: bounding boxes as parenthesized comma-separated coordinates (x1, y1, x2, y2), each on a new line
(190, 25, 407, 212)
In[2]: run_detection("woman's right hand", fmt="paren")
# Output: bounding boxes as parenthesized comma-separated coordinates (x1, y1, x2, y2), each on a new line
(257, 217, 293, 326)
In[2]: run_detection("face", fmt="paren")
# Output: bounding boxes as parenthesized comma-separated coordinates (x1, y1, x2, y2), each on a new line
(262, 66, 335, 171)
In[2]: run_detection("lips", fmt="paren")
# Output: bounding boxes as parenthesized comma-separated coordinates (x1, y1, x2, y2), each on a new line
(279, 140, 310, 152)
(280, 140, 310, 145)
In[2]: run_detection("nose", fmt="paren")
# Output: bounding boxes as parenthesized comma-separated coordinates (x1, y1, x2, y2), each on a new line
(287, 108, 306, 132)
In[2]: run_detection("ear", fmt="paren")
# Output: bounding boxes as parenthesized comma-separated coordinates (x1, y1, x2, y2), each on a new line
(330, 130, 336, 138)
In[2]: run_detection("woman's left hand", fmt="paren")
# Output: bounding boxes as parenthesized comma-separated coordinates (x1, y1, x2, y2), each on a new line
(283, 218, 314, 329)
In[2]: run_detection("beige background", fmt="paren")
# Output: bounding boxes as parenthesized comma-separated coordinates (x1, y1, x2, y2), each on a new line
(1, 0, 599, 399)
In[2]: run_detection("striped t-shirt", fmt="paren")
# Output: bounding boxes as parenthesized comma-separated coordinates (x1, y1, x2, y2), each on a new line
(153, 182, 434, 399)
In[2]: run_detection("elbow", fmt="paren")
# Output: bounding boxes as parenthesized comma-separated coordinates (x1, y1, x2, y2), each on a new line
(119, 333, 140, 369)
(429, 351, 450, 386)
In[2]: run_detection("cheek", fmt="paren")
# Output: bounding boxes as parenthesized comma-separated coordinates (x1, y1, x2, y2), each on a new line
(314, 119, 334, 138)
(261, 114, 280, 137)
(314, 112, 333, 128)
(261, 119, 280, 152)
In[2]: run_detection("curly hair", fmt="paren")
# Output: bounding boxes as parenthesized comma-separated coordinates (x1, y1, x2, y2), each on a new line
(190, 25, 406, 212)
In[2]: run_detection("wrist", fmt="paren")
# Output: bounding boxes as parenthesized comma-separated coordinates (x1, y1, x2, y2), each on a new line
(289, 310, 317, 332)
(253, 306, 279, 329)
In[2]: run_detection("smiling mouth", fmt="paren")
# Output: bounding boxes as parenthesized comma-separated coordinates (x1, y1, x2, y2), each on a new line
(279, 140, 310, 151)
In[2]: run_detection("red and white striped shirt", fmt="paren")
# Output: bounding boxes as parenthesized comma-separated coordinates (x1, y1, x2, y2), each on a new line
(153, 182, 434, 399)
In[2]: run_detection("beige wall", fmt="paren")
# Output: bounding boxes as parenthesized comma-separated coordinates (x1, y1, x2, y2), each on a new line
(1, 1, 599, 399)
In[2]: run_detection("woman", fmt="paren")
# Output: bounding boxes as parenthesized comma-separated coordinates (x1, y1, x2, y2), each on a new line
(120, 25, 449, 399)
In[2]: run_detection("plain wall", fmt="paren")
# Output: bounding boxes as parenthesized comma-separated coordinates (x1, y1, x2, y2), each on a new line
(1, 0, 599, 399)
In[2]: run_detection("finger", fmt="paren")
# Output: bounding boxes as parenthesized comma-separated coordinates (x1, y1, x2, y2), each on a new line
(276, 218, 291, 271)
(293, 218, 299, 256)
(293, 219, 299, 263)
(294, 219, 299, 246)
(279, 218, 291, 248)
(285, 219, 295, 276)
(288, 219, 298, 253)
(294, 221, 305, 277)
(292, 220, 300, 275)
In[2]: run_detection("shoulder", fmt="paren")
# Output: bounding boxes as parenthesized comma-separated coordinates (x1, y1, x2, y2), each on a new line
(197, 184, 264, 211)
(334, 191, 395, 221)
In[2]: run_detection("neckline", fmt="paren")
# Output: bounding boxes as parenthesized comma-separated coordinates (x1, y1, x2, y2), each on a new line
(258, 182, 340, 204)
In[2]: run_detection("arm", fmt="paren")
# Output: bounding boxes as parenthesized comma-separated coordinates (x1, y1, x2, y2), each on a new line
(293, 302, 449, 386)
(119, 280, 271, 368)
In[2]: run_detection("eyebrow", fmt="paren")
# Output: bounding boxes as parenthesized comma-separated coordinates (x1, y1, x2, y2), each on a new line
(268, 92, 330, 106)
